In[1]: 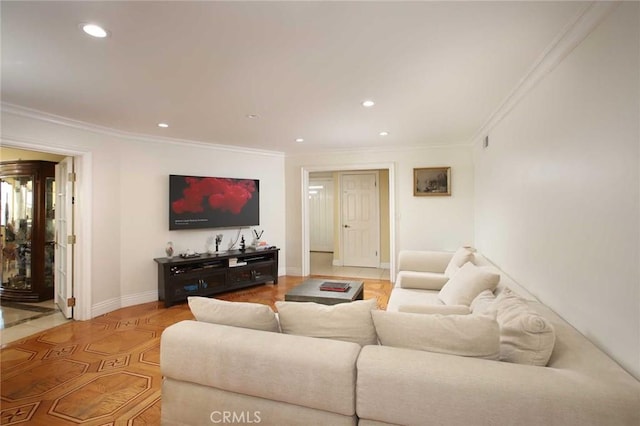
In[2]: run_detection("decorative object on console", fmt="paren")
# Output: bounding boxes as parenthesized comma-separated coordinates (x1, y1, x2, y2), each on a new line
(252, 229, 264, 247)
(179, 251, 200, 259)
(215, 234, 223, 252)
(165, 241, 174, 258)
(413, 167, 451, 196)
(205, 235, 215, 254)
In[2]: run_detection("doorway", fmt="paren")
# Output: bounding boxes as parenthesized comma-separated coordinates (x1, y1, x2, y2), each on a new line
(0, 144, 91, 342)
(303, 164, 395, 281)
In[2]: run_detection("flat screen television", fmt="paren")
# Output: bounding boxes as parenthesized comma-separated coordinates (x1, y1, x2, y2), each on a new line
(169, 175, 260, 230)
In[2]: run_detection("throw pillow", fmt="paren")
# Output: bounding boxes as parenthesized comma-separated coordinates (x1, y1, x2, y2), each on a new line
(470, 289, 496, 314)
(275, 298, 378, 346)
(371, 310, 500, 359)
(398, 304, 470, 315)
(438, 262, 500, 306)
(443, 247, 474, 278)
(188, 296, 279, 332)
(488, 291, 556, 366)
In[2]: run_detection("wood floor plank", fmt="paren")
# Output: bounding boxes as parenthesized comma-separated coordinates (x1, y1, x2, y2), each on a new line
(0, 276, 392, 425)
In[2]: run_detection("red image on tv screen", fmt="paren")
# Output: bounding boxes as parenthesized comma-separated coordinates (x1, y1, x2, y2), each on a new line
(169, 175, 259, 230)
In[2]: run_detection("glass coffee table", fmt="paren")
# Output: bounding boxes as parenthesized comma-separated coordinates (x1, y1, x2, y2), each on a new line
(284, 279, 364, 305)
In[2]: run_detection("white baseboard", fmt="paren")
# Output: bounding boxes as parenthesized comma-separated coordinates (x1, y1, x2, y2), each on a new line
(121, 290, 158, 308)
(91, 290, 158, 318)
(332, 259, 343, 267)
(286, 266, 303, 276)
(91, 297, 121, 318)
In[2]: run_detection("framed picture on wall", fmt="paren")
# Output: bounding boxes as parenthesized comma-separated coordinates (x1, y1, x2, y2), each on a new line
(414, 167, 451, 196)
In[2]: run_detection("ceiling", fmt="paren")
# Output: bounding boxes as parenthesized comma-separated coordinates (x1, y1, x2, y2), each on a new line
(1, 1, 588, 154)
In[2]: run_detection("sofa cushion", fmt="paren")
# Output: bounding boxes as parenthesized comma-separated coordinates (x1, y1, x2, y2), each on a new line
(488, 291, 556, 366)
(438, 262, 500, 306)
(188, 297, 280, 332)
(275, 298, 378, 346)
(398, 304, 470, 315)
(371, 310, 500, 359)
(386, 287, 443, 312)
(443, 247, 474, 278)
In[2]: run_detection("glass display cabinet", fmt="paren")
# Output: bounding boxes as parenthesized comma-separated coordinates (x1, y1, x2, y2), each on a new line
(0, 161, 56, 302)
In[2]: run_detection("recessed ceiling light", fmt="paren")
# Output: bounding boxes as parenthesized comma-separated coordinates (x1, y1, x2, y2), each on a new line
(362, 100, 375, 108)
(82, 23, 108, 38)
(246, 114, 259, 119)
(379, 131, 389, 136)
(158, 123, 169, 128)
(295, 138, 304, 143)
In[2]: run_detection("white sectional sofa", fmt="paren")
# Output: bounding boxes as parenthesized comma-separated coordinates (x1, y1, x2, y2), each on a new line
(160, 248, 640, 425)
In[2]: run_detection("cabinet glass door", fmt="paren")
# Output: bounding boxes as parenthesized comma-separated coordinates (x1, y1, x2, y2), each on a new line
(1, 175, 34, 291)
(45, 177, 55, 288)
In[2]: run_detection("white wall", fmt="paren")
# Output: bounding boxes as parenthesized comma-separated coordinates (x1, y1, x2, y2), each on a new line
(285, 145, 475, 275)
(474, 3, 639, 378)
(1, 108, 286, 317)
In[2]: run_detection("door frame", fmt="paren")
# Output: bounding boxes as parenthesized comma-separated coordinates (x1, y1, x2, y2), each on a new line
(1, 137, 93, 320)
(301, 162, 396, 282)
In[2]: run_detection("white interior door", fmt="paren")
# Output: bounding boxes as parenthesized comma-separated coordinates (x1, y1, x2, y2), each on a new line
(309, 178, 334, 252)
(54, 157, 74, 319)
(341, 172, 379, 267)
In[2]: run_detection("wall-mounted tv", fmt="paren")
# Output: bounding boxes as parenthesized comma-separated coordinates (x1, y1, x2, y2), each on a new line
(169, 175, 260, 230)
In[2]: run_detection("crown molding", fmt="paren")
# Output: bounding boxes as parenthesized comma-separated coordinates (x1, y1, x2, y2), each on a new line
(1, 103, 285, 158)
(285, 141, 471, 158)
(0, 134, 89, 156)
(470, 1, 619, 145)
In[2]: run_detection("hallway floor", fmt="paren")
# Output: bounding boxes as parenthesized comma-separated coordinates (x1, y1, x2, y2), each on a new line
(0, 299, 70, 346)
(310, 251, 390, 280)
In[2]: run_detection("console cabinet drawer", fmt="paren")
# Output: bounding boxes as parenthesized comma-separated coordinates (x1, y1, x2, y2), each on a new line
(228, 262, 275, 284)
(170, 271, 226, 299)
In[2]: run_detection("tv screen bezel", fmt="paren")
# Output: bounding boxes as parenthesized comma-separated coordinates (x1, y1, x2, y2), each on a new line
(169, 174, 260, 230)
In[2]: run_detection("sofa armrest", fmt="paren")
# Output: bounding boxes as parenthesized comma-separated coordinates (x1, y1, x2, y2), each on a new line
(356, 345, 640, 426)
(161, 320, 361, 416)
(396, 271, 449, 290)
(397, 250, 452, 273)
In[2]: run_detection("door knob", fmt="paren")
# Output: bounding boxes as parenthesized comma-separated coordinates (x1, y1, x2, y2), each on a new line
(343, 224, 351, 228)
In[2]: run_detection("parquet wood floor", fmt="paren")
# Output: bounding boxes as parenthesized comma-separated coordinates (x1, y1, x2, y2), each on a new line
(0, 275, 392, 425)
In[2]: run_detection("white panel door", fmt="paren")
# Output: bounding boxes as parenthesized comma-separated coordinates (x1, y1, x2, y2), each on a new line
(309, 178, 334, 252)
(341, 172, 379, 267)
(54, 157, 74, 319)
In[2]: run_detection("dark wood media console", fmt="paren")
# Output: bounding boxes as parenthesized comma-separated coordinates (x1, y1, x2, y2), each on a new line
(154, 248, 279, 307)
